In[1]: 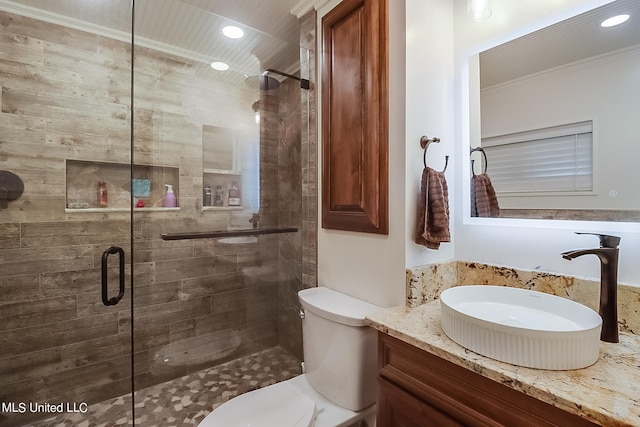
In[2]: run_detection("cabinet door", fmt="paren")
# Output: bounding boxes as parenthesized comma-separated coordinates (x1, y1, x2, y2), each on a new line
(321, 0, 389, 234)
(378, 377, 463, 427)
(378, 333, 600, 427)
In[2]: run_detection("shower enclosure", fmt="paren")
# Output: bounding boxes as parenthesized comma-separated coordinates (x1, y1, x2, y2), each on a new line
(0, 0, 315, 425)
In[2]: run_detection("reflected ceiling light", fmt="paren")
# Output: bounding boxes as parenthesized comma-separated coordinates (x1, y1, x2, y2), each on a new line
(467, 0, 492, 23)
(601, 14, 630, 27)
(210, 61, 229, 71)
(222, 25, 244, 39)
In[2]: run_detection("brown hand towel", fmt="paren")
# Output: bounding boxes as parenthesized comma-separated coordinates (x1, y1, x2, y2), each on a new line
(471, 173, 500, 217)
(415, 167, 450, 249)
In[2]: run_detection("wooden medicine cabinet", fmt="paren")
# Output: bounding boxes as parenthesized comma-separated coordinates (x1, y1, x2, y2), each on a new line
(321, 0, 389, 234)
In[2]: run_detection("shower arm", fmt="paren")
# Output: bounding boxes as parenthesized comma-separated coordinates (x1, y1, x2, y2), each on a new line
(263, 68, 310, 90)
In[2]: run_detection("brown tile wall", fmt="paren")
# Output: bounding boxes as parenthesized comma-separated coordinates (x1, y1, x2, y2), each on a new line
(301, 10, 318, 292)
(275, 9, 319, 360)
(0, 9, 309, 426)
(257, 74, 305, 359)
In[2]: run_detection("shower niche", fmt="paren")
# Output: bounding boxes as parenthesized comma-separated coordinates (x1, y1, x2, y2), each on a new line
(65, 159, 180, 211)
(202, 125, 248, 210)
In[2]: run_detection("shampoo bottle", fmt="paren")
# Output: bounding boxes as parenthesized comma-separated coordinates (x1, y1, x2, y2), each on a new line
(213, 185, 224, 207)
(164, 184, 177, 208)
(228, 181, 241, 207)
(97, 182, 108, 208)
(203, 184, 212, 207)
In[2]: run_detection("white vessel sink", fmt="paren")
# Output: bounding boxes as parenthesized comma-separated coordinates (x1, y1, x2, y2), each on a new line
(440, 285, 602, 370)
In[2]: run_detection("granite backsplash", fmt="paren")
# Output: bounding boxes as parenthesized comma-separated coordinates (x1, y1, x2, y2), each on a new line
(407, 261, 640, 334)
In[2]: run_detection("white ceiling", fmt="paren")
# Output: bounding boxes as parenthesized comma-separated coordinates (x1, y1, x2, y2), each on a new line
(5, 0, 636, 92)
(178, 0, 302, 46)
(480, 0, 640, 88)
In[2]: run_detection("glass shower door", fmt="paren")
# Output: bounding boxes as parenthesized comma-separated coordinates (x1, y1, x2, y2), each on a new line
(129, 1, 306, 424)
(129, 2, 268, 422)
(0, 1, 135, 426)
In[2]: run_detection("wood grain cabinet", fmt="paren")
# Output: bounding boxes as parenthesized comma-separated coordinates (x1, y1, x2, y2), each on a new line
(377, 333, 600, 427)
(321, 0, 388, 234)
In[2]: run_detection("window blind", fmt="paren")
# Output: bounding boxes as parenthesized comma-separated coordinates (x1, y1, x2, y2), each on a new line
(481, 121, 593, 194)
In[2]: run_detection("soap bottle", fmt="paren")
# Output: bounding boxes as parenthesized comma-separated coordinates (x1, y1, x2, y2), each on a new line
(203, 184, 212, 207)
(98, 182, 108, 208)
(213, 185, 224, 207)
(164, 184, 177, 208)
(228, 181, 241, 206)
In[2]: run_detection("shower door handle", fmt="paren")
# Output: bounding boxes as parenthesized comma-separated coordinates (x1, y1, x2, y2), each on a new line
(101, 246, 125, 306)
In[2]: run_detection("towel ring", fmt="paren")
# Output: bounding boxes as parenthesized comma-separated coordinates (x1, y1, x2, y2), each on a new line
(420, 136, 449, 173)
(470, 147, 488, 176)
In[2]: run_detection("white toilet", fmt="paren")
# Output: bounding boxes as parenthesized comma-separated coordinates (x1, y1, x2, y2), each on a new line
(199, 286, 381, 427)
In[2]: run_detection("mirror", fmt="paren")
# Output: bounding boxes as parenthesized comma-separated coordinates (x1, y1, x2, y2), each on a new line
(470, 0, 640, 222)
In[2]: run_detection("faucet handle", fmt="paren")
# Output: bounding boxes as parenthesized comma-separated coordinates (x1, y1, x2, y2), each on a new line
(575, 232, 621, 248)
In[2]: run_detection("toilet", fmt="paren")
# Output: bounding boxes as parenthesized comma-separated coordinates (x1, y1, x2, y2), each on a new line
(199, 286, 381, 427)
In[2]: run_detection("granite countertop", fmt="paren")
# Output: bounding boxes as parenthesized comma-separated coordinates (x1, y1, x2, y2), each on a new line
(365, 302, 640, 427)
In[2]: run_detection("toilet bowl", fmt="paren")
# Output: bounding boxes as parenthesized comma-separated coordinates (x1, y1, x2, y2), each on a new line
(199, 374, 376, 427)
(198, 286, 381, 427)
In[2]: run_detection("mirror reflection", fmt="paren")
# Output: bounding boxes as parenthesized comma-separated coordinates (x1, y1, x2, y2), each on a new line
(472, 0, 640, 221)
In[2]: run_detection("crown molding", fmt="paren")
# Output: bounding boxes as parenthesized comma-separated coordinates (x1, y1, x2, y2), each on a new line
(0, 1, 131, 43)
(291, 0, 340, 18)
(291, 0, 316, 18)
(0, 1, 213, 66)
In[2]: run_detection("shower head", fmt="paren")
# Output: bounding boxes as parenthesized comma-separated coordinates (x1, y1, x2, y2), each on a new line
(244, 75, 280, 91)
(262, 69, 310, 90)
(260, 74, 280, 90)
(245, 69, 310, 91)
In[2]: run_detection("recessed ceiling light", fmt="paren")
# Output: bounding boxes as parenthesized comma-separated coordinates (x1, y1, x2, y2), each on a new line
(222, 25, 244, 39)
(601, 14, 630, 27)
(467, 0, 492, 23)
(210, 61, 229, 71)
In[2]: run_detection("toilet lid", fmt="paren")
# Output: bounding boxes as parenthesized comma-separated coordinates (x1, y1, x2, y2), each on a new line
(199, 381, 317, 427)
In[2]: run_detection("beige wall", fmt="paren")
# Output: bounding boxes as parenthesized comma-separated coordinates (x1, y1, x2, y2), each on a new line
(316, 0, 407, 308)
(316, 0, 640, 309)
(316, 0, 455, 308)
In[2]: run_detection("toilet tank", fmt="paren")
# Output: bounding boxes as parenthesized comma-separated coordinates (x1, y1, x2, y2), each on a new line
(298, 287, 382, 412)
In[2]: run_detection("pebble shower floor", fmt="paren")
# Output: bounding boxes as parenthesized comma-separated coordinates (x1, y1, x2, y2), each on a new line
(30, 347, 301, 427)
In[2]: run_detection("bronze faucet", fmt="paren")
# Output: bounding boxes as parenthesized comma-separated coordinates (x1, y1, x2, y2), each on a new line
(561, 232, 621, 343)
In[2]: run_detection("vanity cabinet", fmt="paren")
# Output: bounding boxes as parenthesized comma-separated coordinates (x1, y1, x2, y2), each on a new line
(376, 333, 599, 427)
